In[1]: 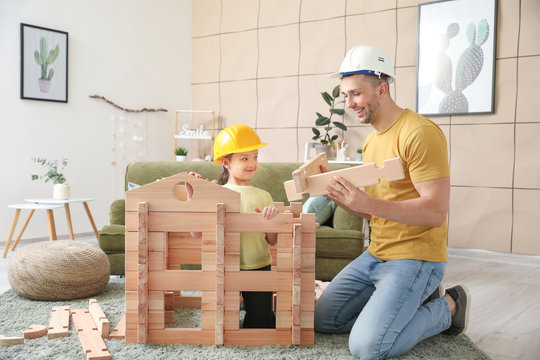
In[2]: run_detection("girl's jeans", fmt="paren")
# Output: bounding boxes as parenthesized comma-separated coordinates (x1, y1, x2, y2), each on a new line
(314, 251, 451, 360)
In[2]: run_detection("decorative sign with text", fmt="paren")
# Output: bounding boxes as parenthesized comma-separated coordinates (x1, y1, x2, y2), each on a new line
(176, 124, 212, 139)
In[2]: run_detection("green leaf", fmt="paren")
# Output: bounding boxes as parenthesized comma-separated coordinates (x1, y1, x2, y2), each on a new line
(330, 108, 345, 116)
(315, 116, 330, 126)
(321, 92, 333, 106)
(331, 135, 338, 140)
(333, 121, 347, 130)
(312, 128, 320, 136)
(332, 85, 340, 99)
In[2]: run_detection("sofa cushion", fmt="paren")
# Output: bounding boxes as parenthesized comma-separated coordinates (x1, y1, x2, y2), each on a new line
(333, 206, 363, 231)
(109, 199, 126, 225)
(302, 196, 336, 225)
(98, 224, 126, 253)
(315, 226, 364, 258)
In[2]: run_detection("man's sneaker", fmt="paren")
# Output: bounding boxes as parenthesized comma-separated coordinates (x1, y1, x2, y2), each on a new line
(422, 283, 444, 305)
(443, 285, 471, 335)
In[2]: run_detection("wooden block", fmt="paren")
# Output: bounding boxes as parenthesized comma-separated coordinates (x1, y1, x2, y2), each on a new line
(288, 202, 302, 218)
(168, 248, 202, 265)
(109, 314, 126, 340)
(225, 271, 292, 292)
(0, 335, 24, 345)
(149, 291, 164, 311)
(149, 270, 215, 291)
(48, 305, 70, 339)
(147, 328, 215, 345)
(224, 329, 293, 346)
(89, 299, 110, 338)
(225, 213, 295, 234)
(175, 294, 202, 308)
(164, 291, 174, 310)
(125, 310, 138, 331)
(23, 324, 47, 339)
(292, 152, 327, 192)
(284, 157, 405, 201)
(71, 309, 111, 360)
(149, 310, 165, 329)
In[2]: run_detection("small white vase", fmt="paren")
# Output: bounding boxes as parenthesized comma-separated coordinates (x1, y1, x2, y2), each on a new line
(176, 155, 187, 161)
(53, 183, 70, 200)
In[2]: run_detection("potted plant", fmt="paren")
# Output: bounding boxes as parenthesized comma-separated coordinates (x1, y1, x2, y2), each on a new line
(31, 157, 70, 199)
(355, 148, 363, 162)
(312, 85, 347, 157)
(175, 146, 188, 161)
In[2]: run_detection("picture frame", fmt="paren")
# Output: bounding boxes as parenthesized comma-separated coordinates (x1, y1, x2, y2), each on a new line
(20, 23, 68, 103)
(416, 0, 497, 116)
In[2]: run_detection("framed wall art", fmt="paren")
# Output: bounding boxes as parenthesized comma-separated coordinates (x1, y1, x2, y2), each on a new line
(416, 0, 497, 116)
(21, 23, 68, 103)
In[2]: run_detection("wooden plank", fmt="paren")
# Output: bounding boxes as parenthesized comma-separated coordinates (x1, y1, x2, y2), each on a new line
(89, 299, 110, 338)
(125, 173, 241, 213)
(284, 157, 405, 201)
(109, 314, 126, 340)
(0, 335, 24, 345)
(48, 305, 70, 339)
(215, 203, 225, 345)
(24, 324, 47, 339)
(224, 329, 292, 346)
(225, 271, 292, 292)
(137, 202, 149, 344)
(174, 294, 202, 308)
(292, 223, 302, 345)
(148, 271, 215, 291)
(292, 152, 327, 192)
(71, 309, 111, 360)
(148, 329, 215, 345)
(169, 248, 202, 265)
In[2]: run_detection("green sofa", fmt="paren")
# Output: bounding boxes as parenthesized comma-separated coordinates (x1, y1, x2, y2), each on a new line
(98, 161, 365, 281)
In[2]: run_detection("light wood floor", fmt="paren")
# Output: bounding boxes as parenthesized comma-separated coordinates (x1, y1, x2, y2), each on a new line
(1, 237, 539, 359)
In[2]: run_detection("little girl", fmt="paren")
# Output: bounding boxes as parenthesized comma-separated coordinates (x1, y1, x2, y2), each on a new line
(190, 124, 278, 328)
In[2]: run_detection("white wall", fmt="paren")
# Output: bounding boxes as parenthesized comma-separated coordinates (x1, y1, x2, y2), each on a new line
(0, 0, 192, 240)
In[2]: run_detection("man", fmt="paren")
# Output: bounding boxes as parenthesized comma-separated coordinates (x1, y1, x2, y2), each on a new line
(314, 45, 470, 360)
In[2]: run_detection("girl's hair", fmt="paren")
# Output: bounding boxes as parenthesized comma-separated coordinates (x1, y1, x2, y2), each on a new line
(218, 154, 232, 185)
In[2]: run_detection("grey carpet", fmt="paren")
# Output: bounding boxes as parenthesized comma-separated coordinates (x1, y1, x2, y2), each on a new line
(0, 277, 490, 359)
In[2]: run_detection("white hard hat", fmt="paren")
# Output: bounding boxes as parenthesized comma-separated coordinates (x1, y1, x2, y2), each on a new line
(330, 45, 396, 83)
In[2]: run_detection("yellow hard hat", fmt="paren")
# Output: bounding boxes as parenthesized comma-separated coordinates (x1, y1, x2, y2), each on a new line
(213, 124, 267, 164)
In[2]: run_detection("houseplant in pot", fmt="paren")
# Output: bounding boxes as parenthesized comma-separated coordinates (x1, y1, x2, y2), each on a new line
(312, 85, 347, 158)
(175, 146, 188, 161)
(31, 157, 70, 200)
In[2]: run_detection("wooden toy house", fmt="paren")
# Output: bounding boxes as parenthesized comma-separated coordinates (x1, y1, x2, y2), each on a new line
(124, 172, 316, 346)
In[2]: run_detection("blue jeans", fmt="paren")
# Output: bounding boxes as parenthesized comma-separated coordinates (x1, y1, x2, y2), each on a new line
(314, 251, 451, 360)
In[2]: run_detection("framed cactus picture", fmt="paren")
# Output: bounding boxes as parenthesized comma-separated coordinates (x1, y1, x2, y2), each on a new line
(416, 0, 497, 116)
(20, 23, 68, 103)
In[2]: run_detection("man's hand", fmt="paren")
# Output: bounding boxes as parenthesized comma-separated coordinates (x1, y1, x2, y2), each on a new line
(326, 176, 372, 219)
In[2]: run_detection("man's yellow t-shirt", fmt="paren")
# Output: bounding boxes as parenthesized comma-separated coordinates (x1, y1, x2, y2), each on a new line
(363, 109, 450, 262)
(223, 184, 274, 269)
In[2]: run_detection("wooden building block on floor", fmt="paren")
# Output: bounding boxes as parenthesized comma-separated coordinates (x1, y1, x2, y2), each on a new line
(24, 324, 47, 339)
(109, 314, 126, 340)
(48, 306, 70, 339)
(71, 309, 111, 360)
(89, 299, 110, 338)
(0, 335, 24, 346)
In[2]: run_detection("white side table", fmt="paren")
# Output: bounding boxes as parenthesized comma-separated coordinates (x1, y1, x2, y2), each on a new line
(25, 198, 99, 241)
(4, 203, 63, 258)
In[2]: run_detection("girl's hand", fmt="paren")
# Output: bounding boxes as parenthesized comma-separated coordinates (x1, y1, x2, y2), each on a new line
(186, 171, 202, 178)
(255, 206, 279, 220)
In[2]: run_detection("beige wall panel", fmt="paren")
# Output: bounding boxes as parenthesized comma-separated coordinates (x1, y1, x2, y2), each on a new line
(256, 128, 298, 162)
(300, 0, 345, 21)
(451, 58, 517, 125)
(192, 83, 220, 115)
(496, 0, 520, 58)
(448, 187, 512, 252)
(450, 124, 514, 188)
(397, 0, 421, 8)
(513, 189, 540, 255)
(259, 0, 301, 27)
(192, 36, 220, 84)
(299, 18, 346, 75)
(221, 0, 258, 33)
(394, 66, 417, 111)
(347, 0, 397, 14)
(345, 12, 396, 57)
(192, 0, 221, 37)
(516, 56, 540, 123)
(220, 31, 258, 81)
(298, 74, 342, 128)
(519, 0, 540, 56)
(258, 25, 299, 78)
(333, 125, 373, 159)
(220, 80, 257, 128)
(257, 77, 299, 128)
(396, 7, 418, 67)
(514, 123, 540, 189)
